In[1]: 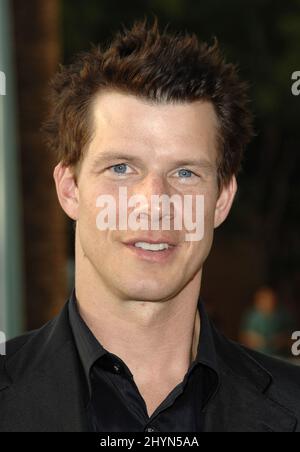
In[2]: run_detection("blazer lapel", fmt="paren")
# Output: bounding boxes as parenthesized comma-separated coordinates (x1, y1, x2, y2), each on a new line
(202, 324, 297, 432)
(202, 367, 297, 432)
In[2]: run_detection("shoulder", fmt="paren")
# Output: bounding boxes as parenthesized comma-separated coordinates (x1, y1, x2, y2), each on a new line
(0, 303, 71, 379)
(5, 330, 38, 357)
(0, 328, 42, 390)
(4, 319, 54, 360)
(237, 342, 300, 419)
(212, 323, 300, 416)
(243, 345, 300, 388)
(213, 323, 300, 385)
(0, 322, 53, 381)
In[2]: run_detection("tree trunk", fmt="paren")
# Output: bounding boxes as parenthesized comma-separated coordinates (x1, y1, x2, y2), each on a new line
(13, 0, 68, 329)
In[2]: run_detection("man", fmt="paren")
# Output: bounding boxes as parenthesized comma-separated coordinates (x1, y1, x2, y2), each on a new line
(240, 287, 294, 357)
(1, 18, 300, 432)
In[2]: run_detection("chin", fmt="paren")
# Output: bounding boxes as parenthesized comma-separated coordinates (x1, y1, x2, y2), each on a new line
(120, 279, 178, 302)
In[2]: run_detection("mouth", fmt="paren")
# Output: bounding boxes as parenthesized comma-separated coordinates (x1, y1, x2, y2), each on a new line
(122, 238, 179, 263)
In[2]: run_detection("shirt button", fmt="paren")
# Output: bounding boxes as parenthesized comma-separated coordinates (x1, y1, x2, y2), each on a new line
(113, 363, 121, 373)
(145, 426, 156, 432)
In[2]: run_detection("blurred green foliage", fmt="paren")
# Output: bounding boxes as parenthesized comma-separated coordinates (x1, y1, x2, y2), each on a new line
(62, 0, 300, 291)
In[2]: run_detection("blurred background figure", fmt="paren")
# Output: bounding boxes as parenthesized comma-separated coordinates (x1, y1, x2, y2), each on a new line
(240, 287, 295, 357)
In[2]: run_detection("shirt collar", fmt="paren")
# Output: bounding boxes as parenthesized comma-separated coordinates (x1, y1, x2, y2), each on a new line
(68, 288, 106, 386)
(68, 288, 220, 390)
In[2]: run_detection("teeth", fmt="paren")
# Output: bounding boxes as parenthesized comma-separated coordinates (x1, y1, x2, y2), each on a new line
(134, 242, 170, 251)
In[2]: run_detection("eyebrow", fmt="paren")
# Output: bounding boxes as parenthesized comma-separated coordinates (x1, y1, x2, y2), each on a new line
(91, 152, 144, 168)
(90, 151, 216, 171)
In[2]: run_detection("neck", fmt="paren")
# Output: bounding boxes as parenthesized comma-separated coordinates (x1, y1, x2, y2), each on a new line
(75, 237, 202, 382)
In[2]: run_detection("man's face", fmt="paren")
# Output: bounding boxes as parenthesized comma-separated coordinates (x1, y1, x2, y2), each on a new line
(67, 91, 233, 302)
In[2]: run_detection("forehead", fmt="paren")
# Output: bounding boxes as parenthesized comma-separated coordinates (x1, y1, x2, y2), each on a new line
(89, 90, 219, 163)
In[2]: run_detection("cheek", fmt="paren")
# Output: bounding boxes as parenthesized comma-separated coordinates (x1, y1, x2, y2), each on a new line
(203, 189, 218, 224)
(79, 180, 104, 218)
(184, 193, 216, 253)
(77, 188, 106, 247)
(183, 196, 216, 251)
(188, 192, 216, 234)
(80, 185, 123, 247)
(81, 196, 98, 229)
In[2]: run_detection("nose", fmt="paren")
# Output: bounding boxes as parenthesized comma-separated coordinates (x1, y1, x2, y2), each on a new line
(131, 173, 174, 224)
(138, 172, 169, 198)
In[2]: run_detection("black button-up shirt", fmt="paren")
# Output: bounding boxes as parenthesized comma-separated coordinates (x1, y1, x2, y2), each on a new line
(68, 290, 220, 432)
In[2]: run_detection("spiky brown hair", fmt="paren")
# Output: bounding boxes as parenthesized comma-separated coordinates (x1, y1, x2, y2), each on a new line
(43, 17, 254, 187)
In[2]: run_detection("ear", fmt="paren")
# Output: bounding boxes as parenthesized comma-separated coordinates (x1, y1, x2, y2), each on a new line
(214, 175, 237, 228)
(53, 163, 79, 220)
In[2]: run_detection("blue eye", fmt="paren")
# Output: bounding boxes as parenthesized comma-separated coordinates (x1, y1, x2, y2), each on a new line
(111, 164, 128, 174)
(178, 169, 193, 178)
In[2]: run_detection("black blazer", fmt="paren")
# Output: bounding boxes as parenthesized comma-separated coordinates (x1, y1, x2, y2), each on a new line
(1, 302, 300, 432)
